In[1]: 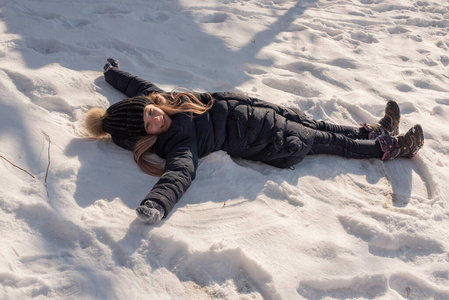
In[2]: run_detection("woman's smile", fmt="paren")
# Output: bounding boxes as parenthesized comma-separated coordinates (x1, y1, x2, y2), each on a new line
(143, 104, 172, 135)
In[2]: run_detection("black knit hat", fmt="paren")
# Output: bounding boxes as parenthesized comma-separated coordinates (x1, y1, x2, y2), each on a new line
(102, 96, 153, 139)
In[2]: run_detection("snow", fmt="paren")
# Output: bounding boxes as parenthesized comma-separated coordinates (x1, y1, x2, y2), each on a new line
(1, 0, 448, 299)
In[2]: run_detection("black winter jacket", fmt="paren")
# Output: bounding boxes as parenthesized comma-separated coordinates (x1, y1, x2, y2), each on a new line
(104, 68, 317, 216)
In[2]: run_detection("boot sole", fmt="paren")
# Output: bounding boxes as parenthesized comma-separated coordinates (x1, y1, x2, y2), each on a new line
(404, 124, 424, 157)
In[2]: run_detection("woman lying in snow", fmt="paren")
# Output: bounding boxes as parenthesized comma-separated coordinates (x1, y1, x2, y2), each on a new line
(84, 58, 424, 225)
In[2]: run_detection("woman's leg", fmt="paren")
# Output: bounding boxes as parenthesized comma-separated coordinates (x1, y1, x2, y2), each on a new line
(313, 120, 370, 139)
(308, 124, 424, 160)
(300, 101, 401, 140)
(308, 130, 383, 159)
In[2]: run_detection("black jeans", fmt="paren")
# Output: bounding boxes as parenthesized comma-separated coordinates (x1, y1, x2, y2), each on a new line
(306, 121, 383, 159)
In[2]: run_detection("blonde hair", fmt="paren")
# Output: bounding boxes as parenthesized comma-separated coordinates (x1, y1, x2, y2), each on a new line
(133, 90, 214, 177)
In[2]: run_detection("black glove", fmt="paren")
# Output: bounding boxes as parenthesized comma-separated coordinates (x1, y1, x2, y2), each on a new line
(135, 200, 165, 225)
(103, 58, 120, 73)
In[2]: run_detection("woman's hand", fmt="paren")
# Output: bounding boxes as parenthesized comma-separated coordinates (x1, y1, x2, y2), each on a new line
(135, 200, 165, 225)
(103, 58, 120, 73)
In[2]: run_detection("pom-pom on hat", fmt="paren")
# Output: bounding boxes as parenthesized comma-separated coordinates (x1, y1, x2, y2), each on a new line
(85, 107, 108, 137)
(85, 96, 153, 140)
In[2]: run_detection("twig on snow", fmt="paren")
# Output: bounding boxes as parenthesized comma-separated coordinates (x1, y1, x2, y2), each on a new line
(0, 154, 35, 178)
(0, 131, 52, 196)
(41, 131, 51, 198)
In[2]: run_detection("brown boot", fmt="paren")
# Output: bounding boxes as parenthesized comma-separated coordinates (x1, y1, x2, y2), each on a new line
(378, 124, 424, 161)
(361, 100, 401, 139)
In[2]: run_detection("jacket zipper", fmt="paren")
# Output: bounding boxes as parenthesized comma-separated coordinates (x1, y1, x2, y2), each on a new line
(231, 116, 261, 150)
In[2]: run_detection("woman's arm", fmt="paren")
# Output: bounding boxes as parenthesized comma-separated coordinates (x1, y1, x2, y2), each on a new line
(143, 137, 198, 217)
(139, 115, 199, 219)
(104, 66, 165, 98)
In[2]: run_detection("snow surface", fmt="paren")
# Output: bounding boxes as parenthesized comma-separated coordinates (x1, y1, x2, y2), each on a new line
(1, 0, 449, 299)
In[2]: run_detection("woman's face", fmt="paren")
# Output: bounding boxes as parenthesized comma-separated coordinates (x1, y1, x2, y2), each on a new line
(143, 104, 172, 135)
